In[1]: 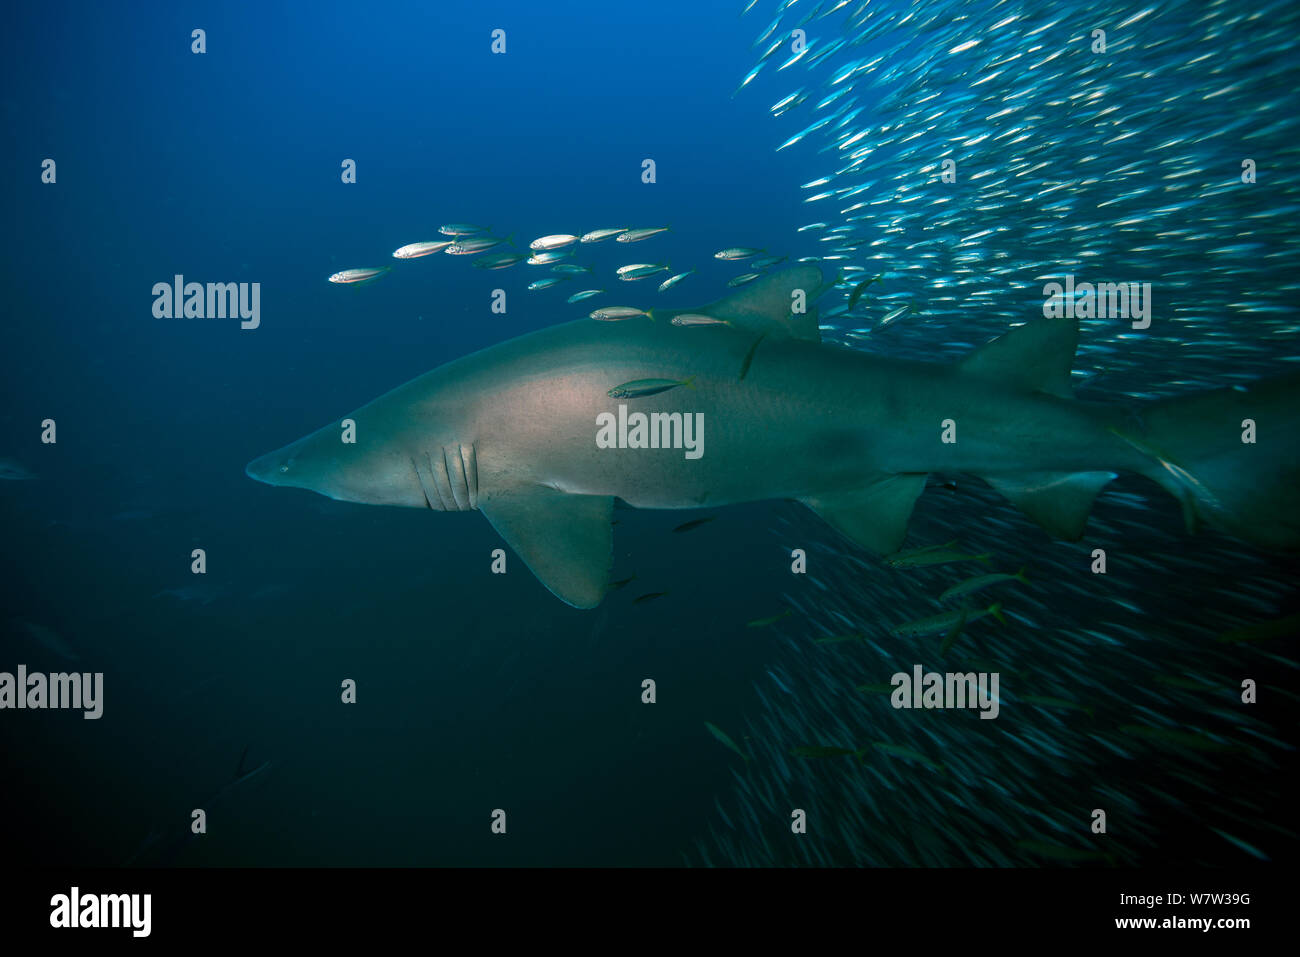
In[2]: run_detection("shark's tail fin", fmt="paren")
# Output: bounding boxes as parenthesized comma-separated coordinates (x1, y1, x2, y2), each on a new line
(1113, 372, 1300, 551)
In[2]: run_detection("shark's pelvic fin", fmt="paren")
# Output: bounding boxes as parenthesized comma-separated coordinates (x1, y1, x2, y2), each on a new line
(700, 264, 828, 342)
(802, 473, 929, 554)
(480, 486, 614, 608)
(960, 316, 1078, 398)
(982, 470, 1117, 541)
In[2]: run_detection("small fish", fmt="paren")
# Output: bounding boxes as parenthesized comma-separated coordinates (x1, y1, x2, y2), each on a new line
(567, 289, 606, 303)
(0, 458, 36, 481)
(738, 333, 767, 381)
(529, 234, 578, 250)
(528, 277, 568, 290)
(604, 575, 636, 592)
(616, 226, 670, 243)
(746, 608, 792, 628)
(939, 567, 1029, 602)
(878, 304, 910, 327)
(672, 517, 715, 533)
(632, 591, 669, 604)
(552, 263, 592, 275)
(527, 250, 570, 265)
(1209, 827, 1270, 861)
(1119, 725, 1244, 752)
(1152, 673, 1218, 691)
(727, 272, 761, 287)
(616, 263, 670, 280)
(579, 227, 629, 243)
(1216, 612, 1300, 644)
(704, 722, 749, 762)
(447, 234, 511, 255)
(939, 608, 969, 656)
(590, 306, 652, 321)
(891, 602, 1005, 639)
(885, 540, 959, 562)
(790, 745, 866, 759)
(670, 314, 730, 327)
(870, 741, 945, 774)
(885, 548, 992, 569)
(607, 376, 695, 399)
(438, 223, 489, 236)
(750, 255, 786, 269)
(1020, 695, 1094, 718)
(658, 270, 695, 292)
(392, 241, 451, 259)
(473, 252, 525, 270)
(714, 247, 765, 261)
(328, 267, 390, 284)
(814, 632, 864, 644)
(847, 274, 882, 310)
(855, 681, 896, 695)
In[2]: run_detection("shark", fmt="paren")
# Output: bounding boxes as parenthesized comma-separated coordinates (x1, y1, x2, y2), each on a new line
(246, 265, 1300, 607)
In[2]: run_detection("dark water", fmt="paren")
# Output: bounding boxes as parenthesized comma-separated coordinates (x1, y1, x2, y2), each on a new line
(2, 0, 1297, 867)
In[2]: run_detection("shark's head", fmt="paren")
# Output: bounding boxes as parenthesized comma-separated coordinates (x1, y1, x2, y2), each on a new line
(245, 420, 427, 508)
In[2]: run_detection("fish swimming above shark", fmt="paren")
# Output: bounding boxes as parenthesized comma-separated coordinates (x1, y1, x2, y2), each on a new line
(246, 265, 1300, 608)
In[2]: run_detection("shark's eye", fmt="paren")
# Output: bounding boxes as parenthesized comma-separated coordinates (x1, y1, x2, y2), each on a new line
(279, 464, 289, 473)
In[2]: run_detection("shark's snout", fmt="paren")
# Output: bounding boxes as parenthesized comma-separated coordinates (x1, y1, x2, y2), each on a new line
(245, 449, 285, 485)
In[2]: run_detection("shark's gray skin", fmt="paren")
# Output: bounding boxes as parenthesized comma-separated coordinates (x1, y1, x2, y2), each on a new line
(246, 265, 1300, 607)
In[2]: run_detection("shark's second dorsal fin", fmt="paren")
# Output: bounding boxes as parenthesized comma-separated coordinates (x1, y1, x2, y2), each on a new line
(699, 264, 828, 342)
(960, 316, 1078, 398)
(479, 485, 614, 609)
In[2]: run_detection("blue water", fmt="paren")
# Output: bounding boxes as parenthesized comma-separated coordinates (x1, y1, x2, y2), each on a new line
(2, 0, 1297, 867)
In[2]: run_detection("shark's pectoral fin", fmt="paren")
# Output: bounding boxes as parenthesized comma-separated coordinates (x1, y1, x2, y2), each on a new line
(982, 471, 1117, 540)
(802, 473, 928, 554)
(480, 486, 614, 609)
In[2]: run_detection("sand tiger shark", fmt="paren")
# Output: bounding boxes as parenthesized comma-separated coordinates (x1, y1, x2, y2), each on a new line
(246, 265, 1299, 607)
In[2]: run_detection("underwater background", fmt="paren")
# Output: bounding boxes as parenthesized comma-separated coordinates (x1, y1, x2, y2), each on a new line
(2, 0, 1296, 866)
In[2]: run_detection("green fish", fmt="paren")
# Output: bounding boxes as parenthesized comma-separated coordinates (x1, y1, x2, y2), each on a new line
(891, 602, 1005, 639)
(846, 273, 882, 310)
(672, 517, 715, 533)
(704, 721, 749, 762)
(607, 376, 696, 399)
(604, 575, 636, 592)
(814, 631, 865, 644)
(747, 608, 792, 628)
(1152, 673, 1219, 691)
(567, 289, 606, 303)
(939, 567, 1029, 602)
(1216, 611, 1300, 644)
(870, 741, 945, 774)
(738, 333, 767, 381)
(632, 591, 669, 604)
(790, 745, 867, 759)
(855, 681, 897, 695)
(1119, 725, 1244, 753)
(939, 607, 969, 656)
(881, 540, 958, 562)
(1020, 695, 1094, 718)
(885, 548, 992, 569)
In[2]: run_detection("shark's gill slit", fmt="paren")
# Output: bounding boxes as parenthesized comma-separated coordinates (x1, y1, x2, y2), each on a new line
(461, 443, 479, 510)
(445, 445, 470, 511)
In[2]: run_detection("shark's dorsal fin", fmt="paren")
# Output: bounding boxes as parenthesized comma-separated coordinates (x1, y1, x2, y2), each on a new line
(802, 473, 929, 554)
(960, 317, 1078, 398)
(480, 486, 614, 608)
(697, 264, 828, 342)
(982, 470, 1116, 540)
